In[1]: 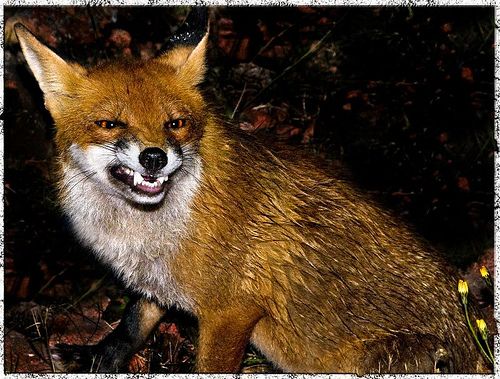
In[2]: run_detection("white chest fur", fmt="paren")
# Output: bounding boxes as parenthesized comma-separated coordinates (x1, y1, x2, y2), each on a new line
(60, 164, 201, 311)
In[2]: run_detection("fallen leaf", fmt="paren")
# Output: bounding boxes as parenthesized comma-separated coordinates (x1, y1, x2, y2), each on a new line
(461, 67, 474, 82)
(457, 176, 470, 191)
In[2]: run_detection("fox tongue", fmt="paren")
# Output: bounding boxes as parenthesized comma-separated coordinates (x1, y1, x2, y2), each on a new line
(134, 181, 164, 195)
(131, 172, 168, 195)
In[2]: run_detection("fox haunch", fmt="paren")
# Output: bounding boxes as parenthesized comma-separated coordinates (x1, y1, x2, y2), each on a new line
(14, 14, 487, 374)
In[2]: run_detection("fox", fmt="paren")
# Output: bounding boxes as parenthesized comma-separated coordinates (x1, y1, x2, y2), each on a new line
(14, 10, 488, 374)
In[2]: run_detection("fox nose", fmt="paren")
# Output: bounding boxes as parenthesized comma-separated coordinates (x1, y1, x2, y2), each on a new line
(139, 147, 168, 171)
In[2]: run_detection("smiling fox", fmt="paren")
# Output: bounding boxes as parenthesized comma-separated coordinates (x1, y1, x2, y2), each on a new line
(14, 10, 487, 374)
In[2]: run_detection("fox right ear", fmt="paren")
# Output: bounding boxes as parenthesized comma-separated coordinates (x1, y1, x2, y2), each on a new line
(14, 23, 85, 113)
(157, 8, 209, 86)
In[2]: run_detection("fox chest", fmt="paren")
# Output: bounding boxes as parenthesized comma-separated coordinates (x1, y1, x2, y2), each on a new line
(63, 190, 194, 311)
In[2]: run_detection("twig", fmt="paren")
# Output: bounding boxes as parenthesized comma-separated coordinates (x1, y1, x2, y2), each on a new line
(250, 24, 295, 63)
(65, 273, 108, 311)
(43, 307, 56, 373)
(244, 30, 333, 109)
(86, 5, 99, 41)
(231, 82, 247, 119)
(30, 308, 42, 338)
(36, 268, 68, 297)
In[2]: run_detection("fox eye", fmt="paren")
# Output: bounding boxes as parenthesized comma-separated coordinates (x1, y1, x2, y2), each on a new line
(95, 120, 126, 129)
(165, 119, 187, 129)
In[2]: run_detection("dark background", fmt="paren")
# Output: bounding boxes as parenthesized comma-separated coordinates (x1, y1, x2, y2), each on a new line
(3, 6, 495, 373)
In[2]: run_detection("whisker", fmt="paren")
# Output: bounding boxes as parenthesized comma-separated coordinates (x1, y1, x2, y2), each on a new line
(65, 169, 96, 184)
(90, 142, 118, 154)
(106, 158, 121, 169)
(178, 165, 203, 187)
(65, 171, 98, 194)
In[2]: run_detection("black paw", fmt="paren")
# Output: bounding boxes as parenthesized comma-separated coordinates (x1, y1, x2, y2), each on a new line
(52, 342, 130, 373)
(52, 343, 102, 373)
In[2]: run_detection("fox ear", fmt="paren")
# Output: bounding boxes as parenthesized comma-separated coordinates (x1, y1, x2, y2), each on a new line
(158, 33, 208, 86)
(14, 23, 85, 114)
(158, 8, 209, 86)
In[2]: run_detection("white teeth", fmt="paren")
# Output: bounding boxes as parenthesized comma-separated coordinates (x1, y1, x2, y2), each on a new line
(140, 178, 167, 188)
(133, 171, 143, 186)
(118, 165, 168, 188)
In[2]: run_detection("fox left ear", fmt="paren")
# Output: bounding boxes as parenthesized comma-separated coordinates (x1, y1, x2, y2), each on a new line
(14, 23, 86, 118)
(158, 8, 209, 86)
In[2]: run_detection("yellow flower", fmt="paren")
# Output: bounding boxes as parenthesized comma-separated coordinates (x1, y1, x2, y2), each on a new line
(480, 266, 489, 278)
(458, 279, 469, 297)
(476, 319, 489, 342)
(476, 319, 487, 333)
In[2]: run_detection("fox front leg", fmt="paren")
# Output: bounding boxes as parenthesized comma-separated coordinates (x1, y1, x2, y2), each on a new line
(55, 297, 165, 373)
(195, 307, 262, 373)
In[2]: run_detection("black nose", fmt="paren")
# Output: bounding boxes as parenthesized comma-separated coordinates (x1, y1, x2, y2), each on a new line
(139, 147, 168, 171)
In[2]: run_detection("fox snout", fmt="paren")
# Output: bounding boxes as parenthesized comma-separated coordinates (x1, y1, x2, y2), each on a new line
(102, 140, 183, 204)
(139, 147, 168, 172)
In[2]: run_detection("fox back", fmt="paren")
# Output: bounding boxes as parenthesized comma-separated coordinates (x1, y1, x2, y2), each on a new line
(15, 18, 486, 374)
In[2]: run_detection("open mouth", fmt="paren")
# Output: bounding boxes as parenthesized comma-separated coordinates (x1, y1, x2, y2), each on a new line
(110, 165, 168, 196)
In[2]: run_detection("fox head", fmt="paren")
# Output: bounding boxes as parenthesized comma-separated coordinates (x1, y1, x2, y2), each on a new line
(15, 21, 209, 206)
